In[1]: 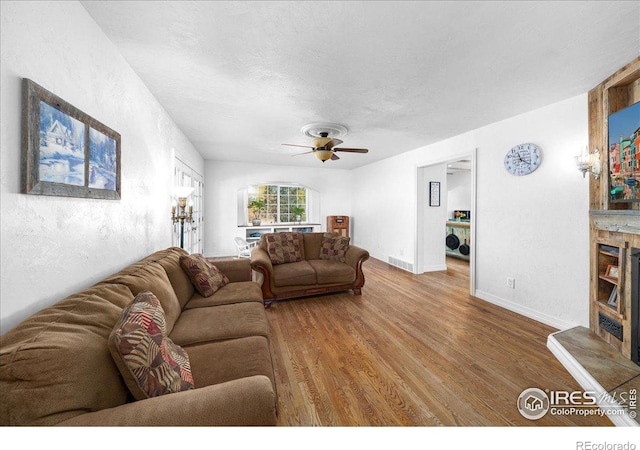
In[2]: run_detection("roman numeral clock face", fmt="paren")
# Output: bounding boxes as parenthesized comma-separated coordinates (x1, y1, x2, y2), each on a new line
(504, 143, 542, 176)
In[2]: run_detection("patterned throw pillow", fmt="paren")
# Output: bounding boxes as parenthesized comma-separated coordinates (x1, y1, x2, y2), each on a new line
(265, 232, 303, 265)
(179, 254, 230, 297)
(108, 291, 195, 400)
(319, 233, 350, 262)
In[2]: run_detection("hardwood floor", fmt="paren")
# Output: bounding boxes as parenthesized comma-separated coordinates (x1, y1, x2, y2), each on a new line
(265, 257, 611, 426)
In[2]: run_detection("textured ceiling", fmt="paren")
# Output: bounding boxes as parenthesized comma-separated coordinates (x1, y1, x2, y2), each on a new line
(81, 1, 640, 169)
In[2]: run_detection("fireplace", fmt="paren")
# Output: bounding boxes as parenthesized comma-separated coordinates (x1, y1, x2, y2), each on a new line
(631, 248, 640, 366)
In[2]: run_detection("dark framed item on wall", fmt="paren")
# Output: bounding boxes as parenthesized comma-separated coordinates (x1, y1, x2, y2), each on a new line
(429, 181, 440, 207)
(22, 78, 121, 200)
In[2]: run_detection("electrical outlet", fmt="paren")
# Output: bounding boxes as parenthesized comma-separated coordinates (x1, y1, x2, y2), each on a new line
(507, 277, 516, 289)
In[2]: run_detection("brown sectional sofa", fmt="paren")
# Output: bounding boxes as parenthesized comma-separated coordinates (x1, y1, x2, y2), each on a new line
(250, 232, 369, 304)
(0, 247, 277, 426)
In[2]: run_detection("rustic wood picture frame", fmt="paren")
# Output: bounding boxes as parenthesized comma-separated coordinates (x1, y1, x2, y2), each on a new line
(22, 78, 121, 200)
(605, 264, 619, 280)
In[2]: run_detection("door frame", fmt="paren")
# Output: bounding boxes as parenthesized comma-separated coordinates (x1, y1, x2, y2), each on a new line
(414, 148, 477, 295)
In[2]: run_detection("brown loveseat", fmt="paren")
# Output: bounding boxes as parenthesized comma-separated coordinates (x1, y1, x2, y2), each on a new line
(250, 232, 369, 304)
(0, 247, 277, 426)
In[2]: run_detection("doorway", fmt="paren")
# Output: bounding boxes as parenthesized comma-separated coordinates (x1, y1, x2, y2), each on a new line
(445, 158, 472, 279)
(174, 157, 205, 254)
(415, 149, 476, 295)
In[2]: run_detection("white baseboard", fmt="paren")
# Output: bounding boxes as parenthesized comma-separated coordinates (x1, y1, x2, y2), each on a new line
(423, 264, 447, 272)
(547, 332, 639, 427)
(474, 290, 578, 331)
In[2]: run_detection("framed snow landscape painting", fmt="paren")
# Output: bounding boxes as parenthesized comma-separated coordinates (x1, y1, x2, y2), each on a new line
(22, 78, 121, 200)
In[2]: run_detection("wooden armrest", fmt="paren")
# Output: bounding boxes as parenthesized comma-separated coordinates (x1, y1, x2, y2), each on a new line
(250, 247, 276, 300)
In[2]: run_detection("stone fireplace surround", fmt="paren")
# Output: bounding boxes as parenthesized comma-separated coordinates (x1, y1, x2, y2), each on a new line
(547, 209, 640, 427)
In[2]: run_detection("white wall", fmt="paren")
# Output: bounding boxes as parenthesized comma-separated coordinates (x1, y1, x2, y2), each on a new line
(418, 164, 448, 272)
(0, 1, 203, 331)
(204, 161, 352, 257)
(447, 170, 472, 220)
(352, 94, 589, 330)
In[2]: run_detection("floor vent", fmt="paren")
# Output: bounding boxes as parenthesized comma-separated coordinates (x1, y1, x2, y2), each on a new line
(388, 256, 414, 272)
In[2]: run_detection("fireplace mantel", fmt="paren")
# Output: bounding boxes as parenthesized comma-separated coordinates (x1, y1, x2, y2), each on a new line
(590, 211, 640, 235)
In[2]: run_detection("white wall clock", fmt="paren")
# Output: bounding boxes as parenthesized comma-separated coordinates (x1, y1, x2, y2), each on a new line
(504, 143, 542, 176)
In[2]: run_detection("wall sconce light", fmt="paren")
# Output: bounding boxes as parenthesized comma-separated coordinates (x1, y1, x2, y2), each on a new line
(171, 186, 194, 248)
(575, 147, 602, 180)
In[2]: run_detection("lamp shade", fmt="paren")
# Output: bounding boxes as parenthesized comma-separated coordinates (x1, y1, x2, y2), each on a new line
(315, 150, 333, 162)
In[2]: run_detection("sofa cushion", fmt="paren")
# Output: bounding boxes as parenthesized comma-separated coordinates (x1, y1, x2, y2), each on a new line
(272, 260, 317, 287)
(186, 336, 275, 389)
(259, 234, 306, 260)
(301, 232, 324, 260)
(185, 281, 264, 308)
(211, 258, 254, 283)
(0, 284, 134, 426)
(170, 302, 270, 346)
(319, 233, 350, 262)
(265, 232, 302, 265)
(104, 262, 182, 334)
(156, 247, 195, 309)
(308, 259, 356, 284)
(109, 291, 195, 400)
(180, 254, 229, 297)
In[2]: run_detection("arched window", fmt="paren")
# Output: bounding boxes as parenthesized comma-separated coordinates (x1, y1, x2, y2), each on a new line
(237, 183, 319, 225)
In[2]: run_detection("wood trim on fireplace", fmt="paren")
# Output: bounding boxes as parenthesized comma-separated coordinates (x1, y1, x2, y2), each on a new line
(588, 57, 640, 362)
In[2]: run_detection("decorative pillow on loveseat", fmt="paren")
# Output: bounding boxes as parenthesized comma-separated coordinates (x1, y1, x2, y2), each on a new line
(265, 232, 303, 265)
(319, 232, 350, 262)
(108, 291, 195, 400)
(179, 254, 229, 297)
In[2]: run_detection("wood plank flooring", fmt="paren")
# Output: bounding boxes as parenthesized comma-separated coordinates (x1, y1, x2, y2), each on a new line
(265, 257, 612, 426)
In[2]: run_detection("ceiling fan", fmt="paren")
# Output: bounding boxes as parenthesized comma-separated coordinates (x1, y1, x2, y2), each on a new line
(283, 131, 369, 163)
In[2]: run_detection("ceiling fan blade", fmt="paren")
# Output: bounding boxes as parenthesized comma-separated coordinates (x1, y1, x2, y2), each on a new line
(331, 153, 340, 160)
(282, 143, 315, 149)
(326, 138, 343, 149)
(333, 147, 369, 153)
(291, 150, 314, 156)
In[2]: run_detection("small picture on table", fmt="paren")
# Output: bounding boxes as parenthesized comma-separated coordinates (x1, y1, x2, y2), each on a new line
(605, 265, 619, 280)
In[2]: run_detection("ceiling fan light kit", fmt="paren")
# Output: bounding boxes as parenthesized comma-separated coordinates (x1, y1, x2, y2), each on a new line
(315, 150, 335, 162)
(284, 122, 369, 163)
